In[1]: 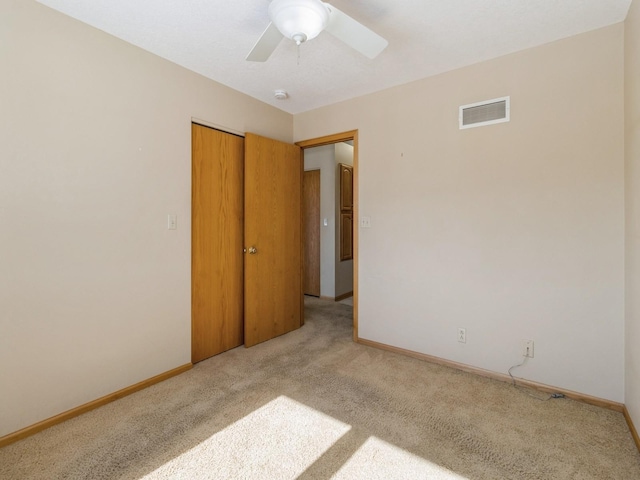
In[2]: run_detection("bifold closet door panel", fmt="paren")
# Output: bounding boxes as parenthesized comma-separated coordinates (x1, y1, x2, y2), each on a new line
(192, 124, 244, 363)
(244, 133, 303, 347)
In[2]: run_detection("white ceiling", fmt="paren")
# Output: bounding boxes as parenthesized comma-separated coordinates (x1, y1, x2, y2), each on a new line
(35, 0, 631, 115)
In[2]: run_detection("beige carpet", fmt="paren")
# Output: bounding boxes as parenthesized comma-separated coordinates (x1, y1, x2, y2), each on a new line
(2, 296, 639, 479)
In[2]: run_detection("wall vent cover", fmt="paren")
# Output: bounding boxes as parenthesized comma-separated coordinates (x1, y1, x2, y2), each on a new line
(459, 96, 510, 129)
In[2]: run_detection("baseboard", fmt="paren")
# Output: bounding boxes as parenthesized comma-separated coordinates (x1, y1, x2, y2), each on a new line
(624, 406, 640, 453)
(0, 363, 192, 449)
(318, 292, 354, 302)
(334, 291, 353, 302)
(356, 337, 624, 412)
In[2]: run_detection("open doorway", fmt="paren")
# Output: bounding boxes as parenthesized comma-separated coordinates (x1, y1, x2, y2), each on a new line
(297, 131, 358, 340)
(302, 143, 353, 301)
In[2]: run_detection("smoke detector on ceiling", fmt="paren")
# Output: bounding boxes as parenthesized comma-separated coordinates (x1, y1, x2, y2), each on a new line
(274, 89, 289, 100)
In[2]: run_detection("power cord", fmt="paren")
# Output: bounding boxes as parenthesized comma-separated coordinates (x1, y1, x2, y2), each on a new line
(508, 357, 565, 402)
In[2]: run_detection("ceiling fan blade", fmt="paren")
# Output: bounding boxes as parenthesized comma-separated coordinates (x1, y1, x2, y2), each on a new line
(324, 4, 388, 59)
(246, 22, 283, 62)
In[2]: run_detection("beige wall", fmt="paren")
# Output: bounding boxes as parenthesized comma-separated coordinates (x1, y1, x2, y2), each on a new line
(295, 25, 625, 401)
(625, 0, 640, 432)
(304, 145, 336, 297)
(334, 143, 354, 297)
(0, 0, 291, 437)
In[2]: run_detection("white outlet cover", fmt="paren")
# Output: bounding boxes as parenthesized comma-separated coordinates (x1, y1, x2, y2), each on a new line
(458, 328, 466, 343)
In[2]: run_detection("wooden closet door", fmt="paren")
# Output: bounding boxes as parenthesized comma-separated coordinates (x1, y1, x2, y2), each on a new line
(339, 163, 354, 261)
(339, 163, 353, 211)
(244, 133, 302, 347)
(191, 124, 244, 363)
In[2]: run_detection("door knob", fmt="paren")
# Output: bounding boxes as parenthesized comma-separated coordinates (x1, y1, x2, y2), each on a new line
(248, 246, 257, 255)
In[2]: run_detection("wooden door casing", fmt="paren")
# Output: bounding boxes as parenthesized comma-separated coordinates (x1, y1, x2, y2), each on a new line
(296, 130, 358, 340)
(244, 133, 303, 347)
(303, 170, 321, 296)
(191, 124, 244, 363)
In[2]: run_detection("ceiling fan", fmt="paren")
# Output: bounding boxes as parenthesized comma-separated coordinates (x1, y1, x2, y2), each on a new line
(246, 0, 388, 62)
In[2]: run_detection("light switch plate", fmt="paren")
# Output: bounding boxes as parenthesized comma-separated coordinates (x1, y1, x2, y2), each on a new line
(168, 214, 177, 230)
(360, 216, 371, 228)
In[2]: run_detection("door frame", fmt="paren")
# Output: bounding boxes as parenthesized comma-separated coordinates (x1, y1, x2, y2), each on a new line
(296, 130, 359, 341)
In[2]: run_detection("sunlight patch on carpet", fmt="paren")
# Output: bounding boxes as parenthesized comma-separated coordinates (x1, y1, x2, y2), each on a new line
(333, 436, 469, 480)
(141, 396, 351, 479)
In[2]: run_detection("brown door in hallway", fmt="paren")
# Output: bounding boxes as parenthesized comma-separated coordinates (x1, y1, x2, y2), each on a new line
(191, 124, 244, 363)
(303, 169, 320, 296)
(244, 133, 303, 347)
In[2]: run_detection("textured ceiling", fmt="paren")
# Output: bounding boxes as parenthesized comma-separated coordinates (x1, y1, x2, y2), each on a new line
(35, 0, 631, 114)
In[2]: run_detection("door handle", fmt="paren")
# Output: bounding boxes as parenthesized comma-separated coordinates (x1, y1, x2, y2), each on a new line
(248, 246, 257, 255)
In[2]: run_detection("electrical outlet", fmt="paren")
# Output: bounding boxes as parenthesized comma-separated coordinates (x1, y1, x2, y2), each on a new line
(458, 328, 466, 343)
(522, 339, 534, 358)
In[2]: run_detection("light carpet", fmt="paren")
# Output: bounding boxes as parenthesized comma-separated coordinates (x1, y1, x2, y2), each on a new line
(1, 296, 639, 479)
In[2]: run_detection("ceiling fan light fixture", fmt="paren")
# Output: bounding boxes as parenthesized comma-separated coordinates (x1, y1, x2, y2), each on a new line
(269, 0, 329, 45)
